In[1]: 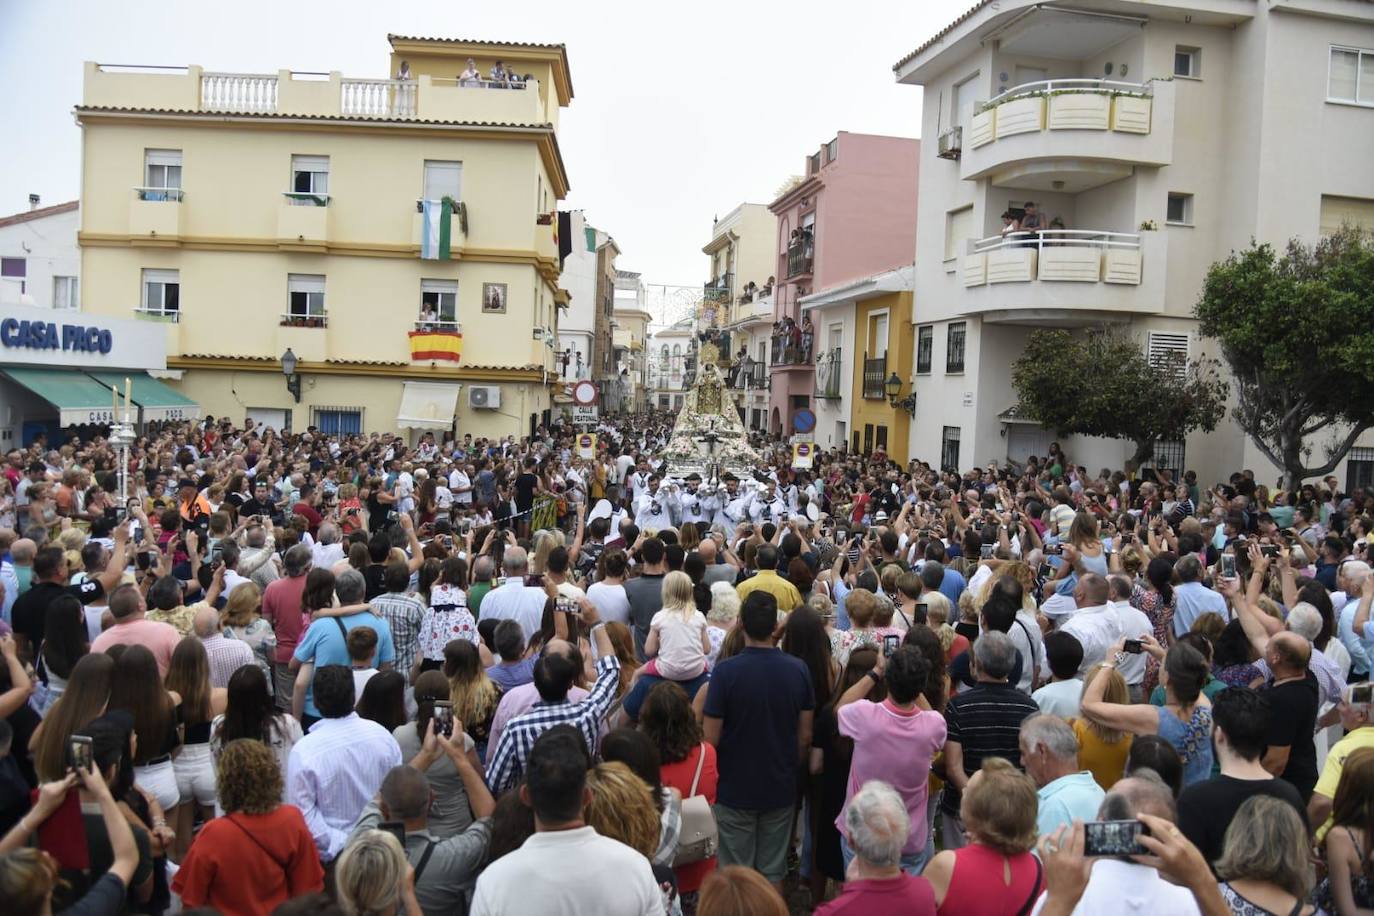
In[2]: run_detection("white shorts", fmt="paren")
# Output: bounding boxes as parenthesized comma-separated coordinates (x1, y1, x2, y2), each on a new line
(173, 743, 218, 807)
(135, 758, 180, 812)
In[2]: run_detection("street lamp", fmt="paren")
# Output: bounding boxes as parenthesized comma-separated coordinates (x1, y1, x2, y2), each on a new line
(281, 347, 301, 403)
(886, 372, 916, 417)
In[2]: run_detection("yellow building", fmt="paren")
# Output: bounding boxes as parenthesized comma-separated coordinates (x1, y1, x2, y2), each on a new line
(849, 290, 915, 464)
(76, 35, 573, 439)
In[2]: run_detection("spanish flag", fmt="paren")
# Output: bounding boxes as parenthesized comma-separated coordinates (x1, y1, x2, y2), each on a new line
(408, 330, 462, 362)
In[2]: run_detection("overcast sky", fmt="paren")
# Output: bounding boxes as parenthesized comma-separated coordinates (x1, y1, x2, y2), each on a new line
(0, 0, 958, 323)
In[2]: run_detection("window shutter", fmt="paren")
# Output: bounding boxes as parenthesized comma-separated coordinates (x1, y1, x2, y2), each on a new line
(1147, 332, 1189, 381)
(146, 149, 182, 167)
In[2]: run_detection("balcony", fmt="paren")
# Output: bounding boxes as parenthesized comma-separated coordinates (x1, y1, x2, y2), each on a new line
(413, 320, 461, 332)
(958, 230, 1166, 324)
(703, 273, 733, 306)
(410, 200, 468, 255)
(786, 244, 814, 279)
(959, 79, 1175, 192)
(816, 348, 843, 399)
(278, 194, 331, 245)
(129, 188, 182, 238)
(731, 290, 773, 327)
(277, 314, 328, 363)
(862, 354, 888, 400)
(731, 361, 767, 390)
(771, 332, 813, 367)
(84, 63, 546, 126)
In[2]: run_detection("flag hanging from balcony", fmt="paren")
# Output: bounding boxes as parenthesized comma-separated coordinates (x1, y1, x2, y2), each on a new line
(408, 329, 462, 362)
(420, 199, 452, 260)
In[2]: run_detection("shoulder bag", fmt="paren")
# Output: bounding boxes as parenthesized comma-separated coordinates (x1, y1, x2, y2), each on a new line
(671, 743, 718, 866)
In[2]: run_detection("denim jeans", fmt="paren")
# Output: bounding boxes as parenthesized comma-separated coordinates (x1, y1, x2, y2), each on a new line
(839, 832, 934, 877)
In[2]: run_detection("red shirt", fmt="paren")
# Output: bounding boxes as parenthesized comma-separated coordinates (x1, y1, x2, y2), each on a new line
(816, 874, 936, 915)
(292, 501, 323, 536)
(262, 573, 310, 663)
(659, 742, 718, 892)
(173, 806, 323, 916)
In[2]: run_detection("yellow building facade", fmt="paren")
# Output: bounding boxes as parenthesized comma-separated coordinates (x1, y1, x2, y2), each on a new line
(849, 290, 914, 464)
(76, 36, 573, 439)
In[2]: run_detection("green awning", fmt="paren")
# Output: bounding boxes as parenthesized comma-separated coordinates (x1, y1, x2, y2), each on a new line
(86, 372, 201, 423)
(3, 369, 125, 427)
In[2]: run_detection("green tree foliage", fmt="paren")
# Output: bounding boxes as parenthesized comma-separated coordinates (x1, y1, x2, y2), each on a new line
(1011, 329, 1228, 466)
(1195, 227, 1374, 488)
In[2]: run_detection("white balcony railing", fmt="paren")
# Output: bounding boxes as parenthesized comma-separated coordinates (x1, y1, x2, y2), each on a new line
(134, 187, 184, 202)
(963, 230, 1144, 289)
(201, 72, 278, 112)
(341, 79, 416, 117)
(979, 78, 1152, 112)
(133, 307, 180, 322)
(413, 320, 461, 332)
(974, 230, 1141, 253)
(282, 191, 330, 207)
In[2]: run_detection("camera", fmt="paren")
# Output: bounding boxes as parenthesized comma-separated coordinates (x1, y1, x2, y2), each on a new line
(882, 634, 900, 657)
(1045, 544, 1062, 556)
(1123, 639, 1143, 654)
(1220, 554, 1237, 579)
(555, 596, 580, 617)
(1351, 683, 1373, 705)
(980, 544, 994, 560)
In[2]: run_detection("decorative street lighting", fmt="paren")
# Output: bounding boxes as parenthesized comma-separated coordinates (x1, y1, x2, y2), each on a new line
(281, 347, 302, 403)
(886, 372, 917, 417)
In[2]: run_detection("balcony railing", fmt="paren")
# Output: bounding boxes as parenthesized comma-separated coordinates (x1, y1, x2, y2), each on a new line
(962, 230, 1143, 287)
(862, 354, 888, 400)
(731, 363, 767, 390)
(134, 187, 183, 202)
(413, 320, 461, 332)
(703, 275, 732, 304)
(341, 78, 416, 117)
(280, 313, 328, 328)
(967, 79, 1155, 152)
(817, 348, 843, 399)
(786, 245, 814, 279)
(283, 191, 330, 207)
(771, 334, 812, 366)
(201, 71, 279, 111)
(132, 307, 180, 323)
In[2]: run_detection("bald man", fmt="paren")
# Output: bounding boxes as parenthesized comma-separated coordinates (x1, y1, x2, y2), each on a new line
(1260, 631, 1320, 800)
(477, 546, 550, 641)
(698, 536, 739, 588)
(194, 603, 255, 689)
(1059, 573, 1121, 674)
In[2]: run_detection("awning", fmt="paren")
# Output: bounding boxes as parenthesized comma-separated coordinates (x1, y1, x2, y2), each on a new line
(86, 371, 201, 422)
(3, 368, 125, 427)
(396, 381, 461, 429)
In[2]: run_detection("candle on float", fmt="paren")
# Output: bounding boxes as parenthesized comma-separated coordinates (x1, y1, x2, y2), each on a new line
(112, 385, 118, 420)
(124, 377, 132, 423)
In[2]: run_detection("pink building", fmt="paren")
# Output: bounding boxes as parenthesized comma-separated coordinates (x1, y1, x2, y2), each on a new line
(767, 132, 919, 436)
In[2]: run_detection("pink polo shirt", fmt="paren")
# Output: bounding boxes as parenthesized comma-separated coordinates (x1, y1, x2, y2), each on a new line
(91, 618, 183, 677)
(837, 698, 947, 855)
(262, 574, 309, 664)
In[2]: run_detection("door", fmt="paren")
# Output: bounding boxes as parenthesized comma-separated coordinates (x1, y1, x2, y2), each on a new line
(870, 314, 889, 358)
(1007, 425, 1053, 464)
(1013, 65, 1047, 90)
(863, 424, 874, 455)
(246, 407, 290, 434)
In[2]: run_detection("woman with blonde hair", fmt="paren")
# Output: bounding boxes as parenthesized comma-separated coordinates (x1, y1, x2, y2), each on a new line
(920, 591, 970, 664)
(922, 758, 1044, 913)
(603, 621, 640, 696)
(334, 829, 422, 916)
(441, 639, 502, 761)
(1072, 663, 1132, 789)
(1216, 795, 1315, 915)
(642, 570, 710, 682)
(706, 582, 739, 665)
(584, 760, 676, 914)
(529, 528, 559, 576)
(220, 580, 275, 688)
(1060, 510, 1108, 577)
(678, 522, 700, 551)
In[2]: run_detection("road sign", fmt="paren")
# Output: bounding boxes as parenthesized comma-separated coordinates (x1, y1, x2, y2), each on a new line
(793, 408, 816, 434)
(572, 380, 598, 406)
(571, 406, 599, 424)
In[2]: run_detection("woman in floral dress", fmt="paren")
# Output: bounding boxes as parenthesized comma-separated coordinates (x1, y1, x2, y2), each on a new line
(418, 556, 477, 672)
(1131, 556, 1177, 695)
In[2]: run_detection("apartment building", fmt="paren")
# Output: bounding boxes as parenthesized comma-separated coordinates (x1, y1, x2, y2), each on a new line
(612, 270, 651, 413)
(76, 35, 573, 439)
(592, 234, 621, 400)
(895, 0, 1374, 484)
(0, 200, 81, 310)
(556, 210, 601, 381)
(768, 132, 919, 437)
(649, 317, 694, 411)
(704, 203, 777, 426)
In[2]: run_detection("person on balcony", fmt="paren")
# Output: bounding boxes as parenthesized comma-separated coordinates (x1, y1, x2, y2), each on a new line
(418, 304, 438, 331)
(490, 61, 510, 88)
(459, 59, 481, 87)
(396, 60, 411, 81)
(1019, 201, 1050, 244)
(801, 316, 815, 363)
(1000, 210, 1022, 241)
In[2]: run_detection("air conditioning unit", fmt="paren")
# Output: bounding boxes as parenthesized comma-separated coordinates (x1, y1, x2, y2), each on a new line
(468, 386, 501, 409)
(937, 126, 963, 160)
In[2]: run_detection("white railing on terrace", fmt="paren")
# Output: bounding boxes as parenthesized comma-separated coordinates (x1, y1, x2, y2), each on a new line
(201, 72, 278, 112)
(97, 63, 190, 74)
(979, 78, 1151, 111)
(341, 79, 416, 117)
(973, 230, 1141, 253)
(414, 320, 461, 332)
(431, 78, 532, 90)
(134, 187, 184, 202)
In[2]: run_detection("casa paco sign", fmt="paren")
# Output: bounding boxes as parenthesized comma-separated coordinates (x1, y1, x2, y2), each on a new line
(1, 317, 114, 354)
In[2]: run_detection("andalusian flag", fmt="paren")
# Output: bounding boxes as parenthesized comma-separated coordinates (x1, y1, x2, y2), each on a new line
(408, 329, 462, 362)
(421, 199, 452, 260)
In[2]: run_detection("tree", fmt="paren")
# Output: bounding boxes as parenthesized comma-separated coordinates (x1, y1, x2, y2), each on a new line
(1011, 329, 1228, 467)
(1195, 226, 1374, 489)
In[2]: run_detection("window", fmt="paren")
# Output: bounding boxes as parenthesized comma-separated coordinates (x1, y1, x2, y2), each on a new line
(807, 152, 821, 174)
(946, 321, 967, 373)
(863, 424, 874, 455)
(1148, 331, 1189, 381)
(1, 258, 26, 295)
(1145, 440, 1186, 482)
(425, 160, 461, 200)
(1174, 46, 1200, 78)
(142, 150, 183, 201)
(312, 408, 362, 436)
(1328, 47, 1374, 105)
(1346, 447, 1374, 494)
(944, 206, 973, 261)
(875, 425, 888, 453)
(141, 268, 179, 315)
(916, 325, 934, 374)
(53, 276, 79, 310)
(868, 313, 889, 357)
(1166, 193, 1194, 226)
(288, 273, 326, 317)
(941, 426, 962, 473)
(826, 137, 838, 162)
(420, 279, 457, 324)
(288, 155, 329, 206)
(1320, 195, 1374, 236)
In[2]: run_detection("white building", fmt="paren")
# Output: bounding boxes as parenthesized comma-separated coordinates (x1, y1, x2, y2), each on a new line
(0, 200, 80, 310)
(704, 203, 778, 431)
(895, 0, 1374, 485)
(649, 317, 694, 411)
(556, 210, 598, 381)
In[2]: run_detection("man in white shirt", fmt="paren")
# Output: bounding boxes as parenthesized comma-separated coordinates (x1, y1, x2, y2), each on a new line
(678, 473, 719, 528)
(713, 475, 750, 530)
(307, 523, 346, 572)
(747, 479, 788, 527)
(478, 546, 551, 641)
(1031, 632, 1085, 718)
(633, 475, 677, 531)
(1106, 574, 1153, 700)
(449, 462, 474, 510)
(1059, 574, 1122, 674)
(287, 665, 402, 863)
(471, 725, 664, 916)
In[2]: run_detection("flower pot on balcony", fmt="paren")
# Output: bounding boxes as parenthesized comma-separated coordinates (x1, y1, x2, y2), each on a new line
(994, 96, 1044, 139)
(307, 317, 321, 328)
(536, 213, 553, 225)
(1111, 95, 1152, 134)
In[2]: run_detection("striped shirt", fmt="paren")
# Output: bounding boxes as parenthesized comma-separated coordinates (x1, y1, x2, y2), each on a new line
(484, 654, 621, 794)
(941, 682, 1039, 814)
(287, 713, 402, 862)
(370, 591, 427, 674)
(199, 632, 255, 689)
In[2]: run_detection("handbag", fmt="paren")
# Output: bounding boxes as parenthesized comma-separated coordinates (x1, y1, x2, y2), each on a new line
(671, 743, 718, 866)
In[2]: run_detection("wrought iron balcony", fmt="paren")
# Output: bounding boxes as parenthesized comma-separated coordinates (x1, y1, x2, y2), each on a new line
(862, 354, 888, 400)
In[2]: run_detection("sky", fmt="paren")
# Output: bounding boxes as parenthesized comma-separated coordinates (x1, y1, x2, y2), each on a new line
(0, 0, 961, 325)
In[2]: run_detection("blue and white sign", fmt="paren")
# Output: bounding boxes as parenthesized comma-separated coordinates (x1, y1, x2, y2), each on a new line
(0, 304, 165, 371)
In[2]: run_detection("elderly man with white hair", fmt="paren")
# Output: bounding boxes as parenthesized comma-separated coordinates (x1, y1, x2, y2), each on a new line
(815, 781, 937, 915)
(477, 545, 549, 641)
(1020, 714, 1105, 839)
(310, 521, 345, 569)
(1336, 559, 1372, 680)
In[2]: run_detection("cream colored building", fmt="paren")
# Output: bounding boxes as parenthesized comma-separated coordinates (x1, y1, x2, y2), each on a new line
(76, 35, 573, 440)
(707, 203, 777, 429)
(649, 317, 694, 411)
(896, 0, 1374, 485)
(612, 293, 652, 414)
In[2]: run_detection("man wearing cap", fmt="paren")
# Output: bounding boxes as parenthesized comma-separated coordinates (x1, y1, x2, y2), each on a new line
(177, 479, 211, 529)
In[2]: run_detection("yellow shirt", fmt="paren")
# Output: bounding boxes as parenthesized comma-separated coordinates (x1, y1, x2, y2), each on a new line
(736, 569, 803, 613)
(1314, 726, 1374, 840)
(1073, 717, 1133, 791)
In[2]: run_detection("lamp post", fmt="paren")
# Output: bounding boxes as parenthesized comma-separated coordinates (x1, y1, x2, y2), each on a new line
(109, 384, 136, 514)
(281, 348, 301, 403)
(886, 372, 916, 417)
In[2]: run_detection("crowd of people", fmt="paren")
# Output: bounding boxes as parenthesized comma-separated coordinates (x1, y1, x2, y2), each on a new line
(0, 411, 1372, 916)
